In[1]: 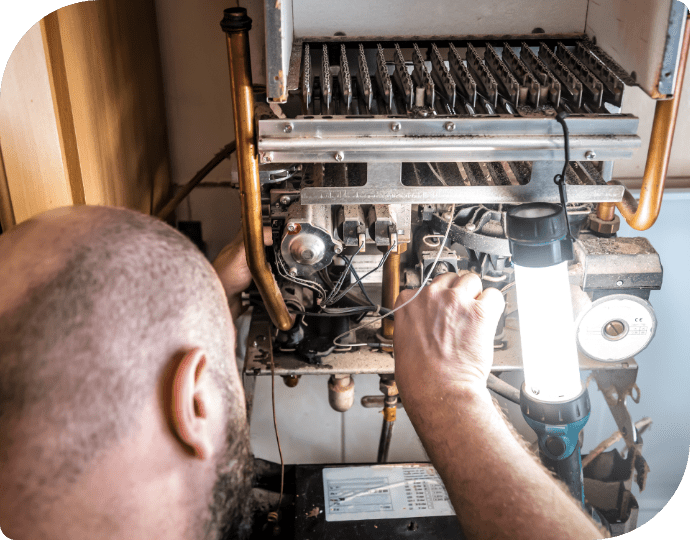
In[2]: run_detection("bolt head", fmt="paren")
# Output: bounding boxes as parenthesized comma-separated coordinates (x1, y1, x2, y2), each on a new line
(289, 267, 299, 277)
(334, 151, 344, 162)
(262, 152, 274, 163)
(390, 122, 401, 132)
(466, 223, 477, 232)
(279, 195, 291, 206)
(283, 123, 293, 133)
(585, 150, 597, 160)
(444, 121, 455, 132)
(334, 244, 343, 254)
(616, 279, 624, 286)
(286, 223, 296, 232)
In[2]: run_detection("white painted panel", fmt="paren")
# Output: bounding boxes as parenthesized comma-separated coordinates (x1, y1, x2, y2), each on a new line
(586, 0, 674, 97)
(343, 375, 428, 464)
(614, 52, 690, 180)
(292, 0, 589, 38)
(250, 375, 344, 464)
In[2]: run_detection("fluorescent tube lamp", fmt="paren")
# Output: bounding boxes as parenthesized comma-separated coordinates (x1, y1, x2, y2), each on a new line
(506, 202, 591, 506)
(506, 203, 581, 402)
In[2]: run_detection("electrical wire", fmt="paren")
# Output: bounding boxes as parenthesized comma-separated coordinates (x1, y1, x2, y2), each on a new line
(329, 242, 396, 305)
(349, 266, 377, 306)
(323, 240, 365, 305)
(269, 351, 284, 519)
(332, 204, 456, 348)
(275, 251, 328, 301)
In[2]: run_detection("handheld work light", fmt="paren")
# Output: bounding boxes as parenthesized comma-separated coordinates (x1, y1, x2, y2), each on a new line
(506, 202, 591, 506)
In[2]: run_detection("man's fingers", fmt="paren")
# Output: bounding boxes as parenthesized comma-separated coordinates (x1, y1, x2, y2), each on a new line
(475, 286, 506, 323)
(262, 226, 274, 246)
(454, 272, 483, 300)
(395, 288, 415, 309)
(429, 271, 460, 289)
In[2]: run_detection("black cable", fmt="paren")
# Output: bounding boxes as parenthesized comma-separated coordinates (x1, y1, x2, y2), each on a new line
(350, 266, 377, 306)
(324, 242, 364, 305)
(330, 243, 396, 305)
(554, 112, 576, 241)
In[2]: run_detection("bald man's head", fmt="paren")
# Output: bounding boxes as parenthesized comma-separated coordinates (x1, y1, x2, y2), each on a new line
(0, 206, 248, 528)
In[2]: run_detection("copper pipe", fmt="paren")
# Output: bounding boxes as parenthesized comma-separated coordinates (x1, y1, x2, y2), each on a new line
(157, 142, 236, 221)
(597, 14, 690, 231)
(221, 8, 293, 331)
(381, 243, 407, 340)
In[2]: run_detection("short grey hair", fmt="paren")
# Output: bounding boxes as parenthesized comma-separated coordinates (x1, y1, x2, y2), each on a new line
(0, 206, 239, 485)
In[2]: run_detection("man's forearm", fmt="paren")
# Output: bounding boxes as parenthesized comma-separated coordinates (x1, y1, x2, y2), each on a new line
(406, 384, 603, 540)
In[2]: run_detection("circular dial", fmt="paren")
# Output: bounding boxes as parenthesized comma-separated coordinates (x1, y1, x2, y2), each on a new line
(576, 294, 656, 362)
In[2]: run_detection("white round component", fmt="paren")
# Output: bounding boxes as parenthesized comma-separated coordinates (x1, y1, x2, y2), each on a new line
(576, 294, 656, 362)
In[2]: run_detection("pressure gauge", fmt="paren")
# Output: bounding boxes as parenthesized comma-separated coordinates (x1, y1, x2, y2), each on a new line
(576, 294, 656, 362)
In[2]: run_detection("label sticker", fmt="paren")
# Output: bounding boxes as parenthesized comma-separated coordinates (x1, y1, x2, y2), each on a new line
(323, 464, 455, 522)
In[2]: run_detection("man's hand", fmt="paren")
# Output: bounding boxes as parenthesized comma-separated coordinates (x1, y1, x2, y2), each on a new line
(393, 271, 505, 403)
(212, 228, 273, 320)
(392, 272, 605, 540)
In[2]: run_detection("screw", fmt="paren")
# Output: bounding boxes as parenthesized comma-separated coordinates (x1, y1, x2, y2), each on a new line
(390, 122, 401, 132)
(279, 195, 291, 206)
(287, 223, 296, 232)
(585, 150, 597, 160)
(616, 279, 623, 286)
(289, 267, 299, 277)
(334, 244, 343, 254)
(445, 121, 455, 132)
(466, 223, 477, 232)
(334, 151, 344, 162)
(283, 123, 293, 133)
(604, 320, 626, 337)
(262, 152, 274, 163)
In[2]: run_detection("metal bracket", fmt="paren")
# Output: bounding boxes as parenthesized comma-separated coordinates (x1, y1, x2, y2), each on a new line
(592, 367, 641, 450)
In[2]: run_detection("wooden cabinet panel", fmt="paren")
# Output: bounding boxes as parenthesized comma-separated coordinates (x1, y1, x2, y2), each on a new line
(0, 0, 171, 226)
(0, 22, 73, 225)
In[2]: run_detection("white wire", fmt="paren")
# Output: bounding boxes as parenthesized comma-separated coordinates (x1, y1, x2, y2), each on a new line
(422, 234, 445, 247)
(333, 204, 456, 348)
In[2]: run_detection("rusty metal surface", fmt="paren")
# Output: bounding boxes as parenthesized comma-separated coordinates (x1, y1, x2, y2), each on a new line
(577, 236, 663, 290)
(264, 0, 293, 102)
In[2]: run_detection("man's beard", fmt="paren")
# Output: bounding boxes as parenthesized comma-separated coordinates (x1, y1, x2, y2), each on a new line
(204, 416, 255, 540)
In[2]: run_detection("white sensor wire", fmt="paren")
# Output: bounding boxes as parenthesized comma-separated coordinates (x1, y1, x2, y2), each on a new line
(333, 204, 456, 347)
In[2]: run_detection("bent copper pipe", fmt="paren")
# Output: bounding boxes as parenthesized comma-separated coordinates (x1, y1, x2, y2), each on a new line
(597, 14, 690, 231)
(221, 8, 294, 331)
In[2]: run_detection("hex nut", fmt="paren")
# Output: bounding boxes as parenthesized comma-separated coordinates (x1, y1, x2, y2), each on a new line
(588, 213, 620, 235)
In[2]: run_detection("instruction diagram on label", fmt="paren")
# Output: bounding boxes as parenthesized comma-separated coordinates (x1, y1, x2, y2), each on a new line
(323, 464, 455, 522)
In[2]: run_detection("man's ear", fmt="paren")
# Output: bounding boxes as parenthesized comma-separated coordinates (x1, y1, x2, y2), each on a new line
(170, 348, 215, 460)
